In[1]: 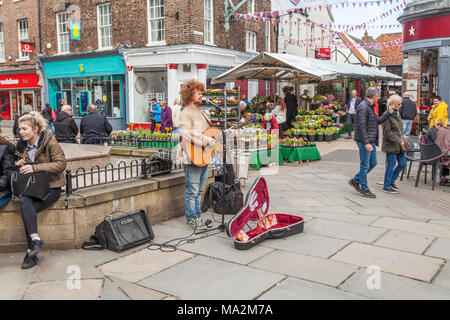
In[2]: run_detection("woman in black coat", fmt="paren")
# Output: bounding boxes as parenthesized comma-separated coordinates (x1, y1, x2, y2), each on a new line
(0, 137, 15, 208)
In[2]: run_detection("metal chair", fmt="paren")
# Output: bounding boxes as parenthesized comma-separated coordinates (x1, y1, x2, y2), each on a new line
(415, 142, 443, 190)
(400, 136, 420, 181)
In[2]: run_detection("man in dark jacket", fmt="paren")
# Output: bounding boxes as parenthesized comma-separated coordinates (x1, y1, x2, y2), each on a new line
(345, 89, 362, 139)
(284, 88, 298, 129)
(348, 87, 393, 198)
(399, 92, 417, 136)
(54, 105, 79, 143)
(80, 104, 112, 144)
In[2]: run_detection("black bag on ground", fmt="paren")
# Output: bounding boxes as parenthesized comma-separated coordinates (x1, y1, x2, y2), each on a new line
(82, 210, 154, 252)
(202, 181, 244, 215)
(6, 165, 50, 200)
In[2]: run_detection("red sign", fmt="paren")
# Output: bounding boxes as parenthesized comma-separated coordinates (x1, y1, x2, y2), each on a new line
(127, 66, 133, 71)
(315, 48, 331, 59)
(0, 73, 40, 89)
(20, 42, 34, 53)
(403, 14, 450, 43)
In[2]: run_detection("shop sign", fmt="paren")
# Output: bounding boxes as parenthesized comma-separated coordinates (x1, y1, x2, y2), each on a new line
(71, 22, 81, 40)
(403, 14, 450, 43)
(0, 73, 40, 89)
(20, 42, 34, 53)
(315, 48, 330, 60)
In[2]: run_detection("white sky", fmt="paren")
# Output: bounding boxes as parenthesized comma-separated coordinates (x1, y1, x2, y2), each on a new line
(330, 1, 404, 39)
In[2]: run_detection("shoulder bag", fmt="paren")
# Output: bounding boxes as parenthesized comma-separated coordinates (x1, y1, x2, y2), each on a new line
(6, 165, 50, 200)
(392, 119, 410, 153)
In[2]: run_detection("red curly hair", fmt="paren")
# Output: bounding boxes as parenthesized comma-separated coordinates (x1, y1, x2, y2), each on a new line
(180, 79, 205, 105)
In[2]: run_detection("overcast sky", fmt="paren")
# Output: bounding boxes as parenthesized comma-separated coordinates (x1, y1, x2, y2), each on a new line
(330, 1, 404, 39)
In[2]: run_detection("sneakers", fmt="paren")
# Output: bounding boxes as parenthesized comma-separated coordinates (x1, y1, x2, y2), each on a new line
(383, 188, 398, 194)
(28, 239, 45, 258)
(186, 217, 208, 230)
(345, 136, 353, 139)
(348, 179, 362, 193)
(360, 189, 376, 198)
(391, 184, 399, 190)
(21, 253, 38, 269)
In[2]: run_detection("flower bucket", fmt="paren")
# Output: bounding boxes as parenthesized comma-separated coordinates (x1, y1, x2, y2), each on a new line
(325, 135, 333, 142)
(308, 134, 316, 142)
(317, 135, 324, 142)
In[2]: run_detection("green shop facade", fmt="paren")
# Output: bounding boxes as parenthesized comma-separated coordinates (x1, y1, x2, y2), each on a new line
(39, 51, 127, 130)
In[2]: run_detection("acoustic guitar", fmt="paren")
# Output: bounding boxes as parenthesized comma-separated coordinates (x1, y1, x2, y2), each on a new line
(184, 127, 223, 167)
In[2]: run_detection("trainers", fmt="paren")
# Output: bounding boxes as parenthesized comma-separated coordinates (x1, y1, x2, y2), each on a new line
(345, 136, 353, 139)
(195, 217, 208, 230)
(383, 188, 398, 194)
(348, 179, 361, 193)
(391, 184, 399, 190)
(360, 189, 376, 198)
(186, 218, 197, 229)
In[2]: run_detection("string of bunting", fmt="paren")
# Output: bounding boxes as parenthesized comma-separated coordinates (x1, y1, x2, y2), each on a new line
(285, 37, 403, 49)
(235, 0, 406, 32)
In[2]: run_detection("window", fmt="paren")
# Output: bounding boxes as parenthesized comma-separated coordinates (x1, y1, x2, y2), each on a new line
(97, 3, 112, 49)
(0, 23, 4, 62)
(204, 0, 213, 44)
(18, 19, 29, 59)
(265, 21, 271, 52)
(246, 31, 256, 53)
(265, 81, 270, 96)
(248, 0, 255, 13)
(321, 29, 325, 48)
(148, 0, 165, 45)
(57, 12, 70, 54)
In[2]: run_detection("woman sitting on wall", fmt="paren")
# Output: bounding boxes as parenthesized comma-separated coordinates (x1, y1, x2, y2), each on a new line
(15, 112, 66, 269)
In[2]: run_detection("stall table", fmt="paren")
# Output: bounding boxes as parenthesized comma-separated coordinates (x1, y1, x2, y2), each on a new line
(280, 146, 321, 163)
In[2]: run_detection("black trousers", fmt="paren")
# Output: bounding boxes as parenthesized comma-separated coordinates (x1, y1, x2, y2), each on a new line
(286, 108, 297, 129)
(20, 188, 61, 249)
(347, 114, 356, 137)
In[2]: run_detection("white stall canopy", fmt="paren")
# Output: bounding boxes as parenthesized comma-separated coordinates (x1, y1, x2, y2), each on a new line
(212, 52, 401, 84)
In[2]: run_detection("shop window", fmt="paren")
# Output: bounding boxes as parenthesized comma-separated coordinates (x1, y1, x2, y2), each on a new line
(97, 3, 112, 49)
(147, 0, 165, 45)
(57, 12, 70, 54)
(204, 0, 213, 45)
(18, 19, 29, 59)
(0, 23, 4, 62)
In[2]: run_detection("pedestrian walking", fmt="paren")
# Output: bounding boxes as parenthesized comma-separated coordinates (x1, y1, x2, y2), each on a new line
(41, 103, 55, 135)
(345, 89, 362, 139)
(348, 86, 394, 198)
(54, 105, 78, 143)
(172, 98, 182, 135)
(381, 94, 407, 194)
(160, 102, 173, 133)
(399, 92, 417, 136)
(14, 112, 66, 269)
(283, 88, 297, 130)
(80, 104, 112, 144)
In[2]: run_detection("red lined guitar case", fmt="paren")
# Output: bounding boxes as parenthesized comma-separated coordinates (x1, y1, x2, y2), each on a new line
(226, 177, 304, 250)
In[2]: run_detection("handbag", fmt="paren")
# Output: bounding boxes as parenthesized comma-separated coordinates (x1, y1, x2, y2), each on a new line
(392, 120, 411, 153)
(82, 210, 154, 252)
(6, 165, 50, 200)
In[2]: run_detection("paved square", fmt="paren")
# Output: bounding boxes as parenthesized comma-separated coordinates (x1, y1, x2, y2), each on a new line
(331, 242, 444, 282)
(374, 230, 435, 254)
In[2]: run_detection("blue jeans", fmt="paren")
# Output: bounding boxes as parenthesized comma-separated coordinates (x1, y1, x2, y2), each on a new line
(354, 142, 377, 191)
(383, 153, 407, 189)
(49, 122, 55, 135)
(402, 120, 412, 136)
(0, 197, 11, 209)
(183, 164, 209, 221)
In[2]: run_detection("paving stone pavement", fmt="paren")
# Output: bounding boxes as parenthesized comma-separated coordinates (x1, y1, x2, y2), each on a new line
(1, 137, 449, 300)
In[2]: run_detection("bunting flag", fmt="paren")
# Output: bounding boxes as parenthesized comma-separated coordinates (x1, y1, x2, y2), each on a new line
(285, 36, 403, 49)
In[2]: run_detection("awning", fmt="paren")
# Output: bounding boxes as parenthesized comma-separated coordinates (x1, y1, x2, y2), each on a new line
(212, 52, 401, 84)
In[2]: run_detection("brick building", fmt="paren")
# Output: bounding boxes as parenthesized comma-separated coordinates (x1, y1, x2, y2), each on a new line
(36, 0, 274, 128)
(376, 32, 403, 93)
(0, 0, 42, 125)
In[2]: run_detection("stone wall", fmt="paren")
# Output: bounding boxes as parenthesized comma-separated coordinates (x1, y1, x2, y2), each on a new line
(0, 170, 215, 253)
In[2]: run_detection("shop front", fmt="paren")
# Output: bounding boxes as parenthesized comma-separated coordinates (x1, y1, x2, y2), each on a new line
(0, 72, 42, 123)
(398, 0, 450, 118)
(41, 52, 127, 130)
(125, 44, 255, 124)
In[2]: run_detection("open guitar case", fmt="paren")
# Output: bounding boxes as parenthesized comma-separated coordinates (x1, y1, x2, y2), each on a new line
(226, 177, 304, 250)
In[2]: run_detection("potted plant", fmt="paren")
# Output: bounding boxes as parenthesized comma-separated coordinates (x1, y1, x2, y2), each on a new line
(325, 128, 333, 142)
(307, 129, 316, 142)
(316, 129, 324, 142)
